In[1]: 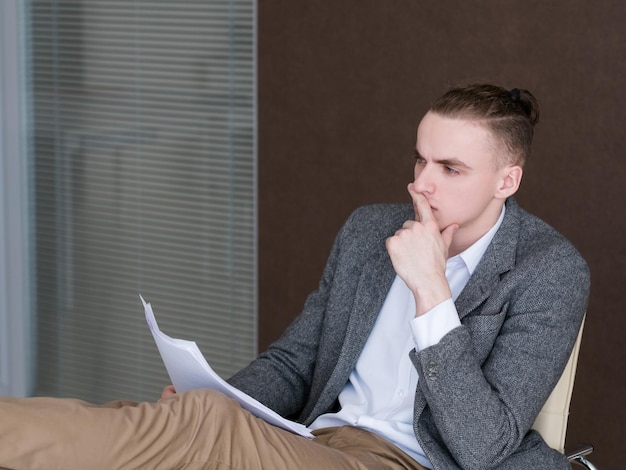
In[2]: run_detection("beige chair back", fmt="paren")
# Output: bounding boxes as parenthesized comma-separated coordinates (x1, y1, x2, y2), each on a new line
(531, 317, 585, 452)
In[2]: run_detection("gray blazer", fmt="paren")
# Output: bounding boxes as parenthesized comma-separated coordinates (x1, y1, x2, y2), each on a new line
(229, 198, 590, 470)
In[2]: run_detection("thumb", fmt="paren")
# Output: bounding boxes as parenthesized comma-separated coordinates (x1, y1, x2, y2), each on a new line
(441, 224, 458, 250)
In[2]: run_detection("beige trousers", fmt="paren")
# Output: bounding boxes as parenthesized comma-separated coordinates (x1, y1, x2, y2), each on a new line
(0, 389, 426, 470)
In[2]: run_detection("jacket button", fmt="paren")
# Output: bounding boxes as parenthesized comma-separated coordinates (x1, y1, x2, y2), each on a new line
(426, 360, 438, 378)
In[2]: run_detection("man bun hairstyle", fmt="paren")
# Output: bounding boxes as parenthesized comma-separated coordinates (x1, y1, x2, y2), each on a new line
(429, 83, 540, 167)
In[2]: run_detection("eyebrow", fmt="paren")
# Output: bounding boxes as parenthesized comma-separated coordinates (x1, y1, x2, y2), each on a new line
(414, 150, 473, 170)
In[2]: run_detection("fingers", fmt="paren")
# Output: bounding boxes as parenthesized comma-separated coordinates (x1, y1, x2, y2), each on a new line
(440, 223, 459, 251)
(407, 183, 434, 223)
(160, 384, 177, 400)
(406, 182, 458, 256)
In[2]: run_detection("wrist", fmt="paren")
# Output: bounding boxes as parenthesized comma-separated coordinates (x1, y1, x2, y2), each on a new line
(412, 277, 452, 317)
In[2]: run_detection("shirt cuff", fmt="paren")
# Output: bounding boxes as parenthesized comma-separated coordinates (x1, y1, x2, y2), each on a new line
(410, 298, 461, 351)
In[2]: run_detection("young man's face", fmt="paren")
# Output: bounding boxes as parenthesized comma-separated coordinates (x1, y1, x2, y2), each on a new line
(413, 111, 521, 246)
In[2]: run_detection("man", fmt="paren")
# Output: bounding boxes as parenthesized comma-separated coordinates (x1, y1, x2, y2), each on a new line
(1, 84, 589, 470)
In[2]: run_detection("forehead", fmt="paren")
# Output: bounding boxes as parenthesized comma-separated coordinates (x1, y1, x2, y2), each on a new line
(416, 112, 498, 163)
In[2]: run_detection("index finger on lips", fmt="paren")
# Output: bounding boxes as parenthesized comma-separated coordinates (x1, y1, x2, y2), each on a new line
(407, 184, 434, 223)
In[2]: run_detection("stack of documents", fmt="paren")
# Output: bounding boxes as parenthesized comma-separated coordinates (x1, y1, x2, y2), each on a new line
(141, 295, 313, 438)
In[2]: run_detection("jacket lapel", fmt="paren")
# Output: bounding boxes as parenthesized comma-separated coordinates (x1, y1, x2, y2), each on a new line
(454, 198, 521, 319)
(307, 229, 399, 420)
(329, 204, 414, 382)
(341, 248, 397, 366)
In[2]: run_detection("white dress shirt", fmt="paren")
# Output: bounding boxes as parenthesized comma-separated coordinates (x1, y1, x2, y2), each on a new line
(309, 207, 505, 469)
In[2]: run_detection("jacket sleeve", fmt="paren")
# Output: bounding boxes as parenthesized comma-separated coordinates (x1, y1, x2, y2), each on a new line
(410, 243, 590, 470)
(227, 210, 356, 418)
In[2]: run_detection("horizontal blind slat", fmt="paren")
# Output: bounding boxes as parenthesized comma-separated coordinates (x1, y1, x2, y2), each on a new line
(29, 0, 256, 404)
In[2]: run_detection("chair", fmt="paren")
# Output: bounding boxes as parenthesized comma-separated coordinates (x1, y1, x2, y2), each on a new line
(532, 317, 598, 469)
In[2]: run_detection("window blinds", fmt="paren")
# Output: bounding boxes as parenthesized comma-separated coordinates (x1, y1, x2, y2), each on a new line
(26, 0, 256, 403)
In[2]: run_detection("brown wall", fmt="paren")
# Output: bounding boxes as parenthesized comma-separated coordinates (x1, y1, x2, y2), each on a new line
(257, 2, 625, 467)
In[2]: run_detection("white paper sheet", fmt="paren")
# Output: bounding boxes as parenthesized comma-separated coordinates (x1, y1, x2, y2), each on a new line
(141, 295, 313, 438)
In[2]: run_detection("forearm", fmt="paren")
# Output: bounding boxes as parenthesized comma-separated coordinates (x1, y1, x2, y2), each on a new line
(410, 264, 589, 469)
(228, 280, 331, 417)
(412, 326, 522, 468)
(228, 211, 356, 416)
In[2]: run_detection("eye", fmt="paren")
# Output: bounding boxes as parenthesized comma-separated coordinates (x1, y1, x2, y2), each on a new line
(414, 154, 426, 165)
(444, 166, 460, 175)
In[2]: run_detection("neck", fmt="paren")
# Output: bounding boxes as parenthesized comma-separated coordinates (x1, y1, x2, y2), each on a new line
(448, 201, 505, 258)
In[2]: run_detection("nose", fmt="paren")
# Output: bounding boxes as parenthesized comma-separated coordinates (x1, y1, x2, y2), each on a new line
(413, 162, 435, 194)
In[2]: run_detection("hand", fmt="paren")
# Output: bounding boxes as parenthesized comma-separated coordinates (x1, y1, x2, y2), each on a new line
(160, 384, 177, 400)
(385, 184, 458, 316)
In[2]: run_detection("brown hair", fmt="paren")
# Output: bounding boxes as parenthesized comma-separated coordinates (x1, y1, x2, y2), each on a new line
(429, 84, 540, 167)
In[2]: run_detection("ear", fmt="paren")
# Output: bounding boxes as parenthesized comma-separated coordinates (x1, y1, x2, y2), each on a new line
(495, 165, 523, 199)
